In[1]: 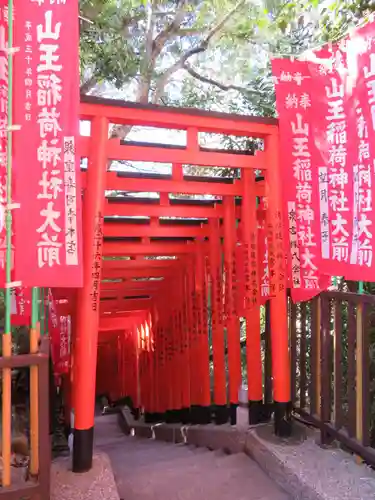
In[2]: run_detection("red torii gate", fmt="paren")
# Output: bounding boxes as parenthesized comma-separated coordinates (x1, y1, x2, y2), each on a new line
(68, 96, 290, 473)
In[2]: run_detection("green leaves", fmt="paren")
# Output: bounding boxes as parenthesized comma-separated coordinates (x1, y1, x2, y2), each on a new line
(79, 0, 372, 117)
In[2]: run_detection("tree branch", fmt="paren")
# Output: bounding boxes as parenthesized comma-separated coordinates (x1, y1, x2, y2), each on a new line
(183, 63, 266, 96)
(79, 7, 144, 40)
(151, 0, 247, 104)
(205, 0, 246, 46)
(80, 77, 97, 95)
(151, 46, 205, 103)
(136, 1, 156, 103)
(110, 124, 133, 141)
(175, 28, 207, 36)
(152, 0, 189, 60)
(145, 1, 155, 63)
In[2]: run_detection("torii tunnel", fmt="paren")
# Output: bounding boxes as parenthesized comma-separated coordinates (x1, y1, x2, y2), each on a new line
(57, 96, 290, 473)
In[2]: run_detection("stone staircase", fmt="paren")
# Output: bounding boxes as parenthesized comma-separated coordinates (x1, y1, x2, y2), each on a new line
(94, 414, 290, 500)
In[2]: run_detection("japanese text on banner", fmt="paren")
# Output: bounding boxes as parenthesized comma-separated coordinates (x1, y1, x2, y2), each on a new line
(10, 287, 31, 325)
(257, 207, 271, 304)
(308, 46, 353, 274)
(272, 58, 325, 300)
(307, 38, 375, 281)
(342, 22, 375, 281)
(14, 0, 82, 286)
(48, 288, 70, 375)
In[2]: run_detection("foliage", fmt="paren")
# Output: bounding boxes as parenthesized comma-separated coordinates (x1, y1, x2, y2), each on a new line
(79, 0, 375, 119)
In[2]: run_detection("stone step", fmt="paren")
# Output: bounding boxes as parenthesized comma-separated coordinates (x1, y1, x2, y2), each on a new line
(115, 447, 214, 473)
(210, 453, 290, 499)
(99, 436, 189, 451)
(114, 450, 222, 500)
(119, 451, 289, 500)
(105, 442, 212, 472)
(186, 444, 210, 454)
(94, 413, 291, 500)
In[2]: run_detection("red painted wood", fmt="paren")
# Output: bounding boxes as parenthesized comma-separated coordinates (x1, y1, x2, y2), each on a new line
(101, 280, 162, 291)
(107, 141, 265, 169)
(100, 298, 152, 313)
(73, 116, 108, 431)
(103, 241, 196, 256)
(105, 172, 259, 196)
(223, 196, 242, 405)
(71, 98, 291, 428)
(103, 259, 182, 270)
(103, 222, 210, 239)
(104, 201, 226, 219)
(80, 100, 277, 136)
(208, 218, 226, 406)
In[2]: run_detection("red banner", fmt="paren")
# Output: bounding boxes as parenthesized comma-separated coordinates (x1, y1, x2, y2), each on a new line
(272, 58, 328, 301)
(13, 0, 82, 287)
(304, 44, 369, 279)
(48, 288, 70, 375)
(308, 27, 375, 281)
(272, 21, 375, 292)
(10, 286, 31, 325)
(342, 23, 375, 280)
(0, 3, 8, 285)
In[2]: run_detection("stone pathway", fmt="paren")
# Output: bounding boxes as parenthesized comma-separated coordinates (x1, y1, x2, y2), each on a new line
(95, 413, 291, 500)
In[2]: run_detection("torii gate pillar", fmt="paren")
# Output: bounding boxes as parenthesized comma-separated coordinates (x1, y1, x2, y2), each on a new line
(266, 133, 292, 437)
(72, 116, 107, 472)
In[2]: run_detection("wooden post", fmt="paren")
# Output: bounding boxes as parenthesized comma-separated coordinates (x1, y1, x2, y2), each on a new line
(29, 324, 39, 478)
(1, 333, 12, 487)
(265, 132, 292, 437)
(209, 218, 227, 424)
(72, 116, 108, 473)
(242, 169, 264, 424)
(223, 196, 241, 425)
(180, 271, 191, 422)
(356, 301, 364, 462)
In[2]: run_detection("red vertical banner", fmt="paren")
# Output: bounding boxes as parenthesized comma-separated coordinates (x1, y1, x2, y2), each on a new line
(306, 46, 354, 276)
(0, 2, 8, 284)
(48, 288, 70, 375)
(271, 21, 375, 286)
(13, 0, 82, 286)
(10, 286, 31, 325)
(306, 35, 375, 281)
(272, 58, 330, 301)
(341, 22, 375, 280)
(58, 313, 70, 374)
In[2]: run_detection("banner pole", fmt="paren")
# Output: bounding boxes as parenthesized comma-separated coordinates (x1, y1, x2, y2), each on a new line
(356, 280, 364, 463)
(29, 286, 40, 477)
(1, 0, 14, 487)
(40, 287, 45, 336)
(45, 289, 49, 335)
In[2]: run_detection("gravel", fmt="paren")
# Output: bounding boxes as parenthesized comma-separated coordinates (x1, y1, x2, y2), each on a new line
(51, 451, 119, 500)
(247, 424, 375, 500)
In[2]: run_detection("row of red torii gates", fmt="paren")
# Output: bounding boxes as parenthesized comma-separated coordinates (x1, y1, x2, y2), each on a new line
(55, 96, 291, 473)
